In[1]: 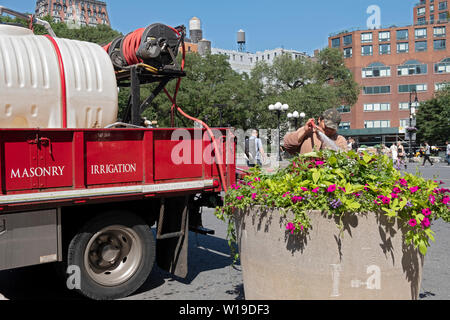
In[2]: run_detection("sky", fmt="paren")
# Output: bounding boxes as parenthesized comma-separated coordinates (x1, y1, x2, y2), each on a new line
(2, 0, 418, 55)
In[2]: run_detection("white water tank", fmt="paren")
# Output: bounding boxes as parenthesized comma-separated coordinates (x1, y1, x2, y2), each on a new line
(0, 24, 118, 128)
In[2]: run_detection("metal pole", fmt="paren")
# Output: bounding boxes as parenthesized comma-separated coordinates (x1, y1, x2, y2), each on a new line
(278, 110, 282, 162)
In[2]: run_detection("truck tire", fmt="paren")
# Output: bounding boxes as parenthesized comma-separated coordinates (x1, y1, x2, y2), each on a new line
(66, 211, 155, 300)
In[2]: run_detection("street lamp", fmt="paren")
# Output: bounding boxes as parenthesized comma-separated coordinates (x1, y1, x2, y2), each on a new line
(287, 111, 306, 129)
(409, 89, 419, 159)
(213, 104, 227, 127)
(269, 102, 289, 161)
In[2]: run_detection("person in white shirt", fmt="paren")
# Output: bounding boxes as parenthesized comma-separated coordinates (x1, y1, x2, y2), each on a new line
(390, 143, 398, 167)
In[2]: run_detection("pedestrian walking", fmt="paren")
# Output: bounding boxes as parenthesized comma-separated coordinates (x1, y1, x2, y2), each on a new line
(397, 141, 407, 170)
(390, 143, 398, 167)
(422, 142, 434, 166)
(245, 130, 265, 167)
(446, 141, 450, 166)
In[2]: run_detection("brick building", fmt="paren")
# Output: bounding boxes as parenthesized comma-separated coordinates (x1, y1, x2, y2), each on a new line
(35, 0, 110, 27)
(329, 0, 449, 147)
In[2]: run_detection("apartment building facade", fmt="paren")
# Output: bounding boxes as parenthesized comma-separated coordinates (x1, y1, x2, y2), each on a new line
(329, 0, 449, 146)
(35, 0, 110, 27)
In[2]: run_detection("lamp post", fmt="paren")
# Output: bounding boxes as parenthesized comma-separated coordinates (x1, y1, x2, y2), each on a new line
(287, 111, 306, 129)
(409, 89, 418, 159)
(213, 104, 227, 127)
(269, 102, 289, 161)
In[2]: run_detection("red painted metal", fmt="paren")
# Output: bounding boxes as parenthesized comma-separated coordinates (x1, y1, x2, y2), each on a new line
(44, 35, 68, 129)
(0, 128, 235, 211)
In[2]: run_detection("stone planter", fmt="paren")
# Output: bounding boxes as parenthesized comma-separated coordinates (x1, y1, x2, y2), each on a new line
(235, 206, 424, 300)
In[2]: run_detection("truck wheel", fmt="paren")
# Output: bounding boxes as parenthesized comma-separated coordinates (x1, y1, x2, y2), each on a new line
(67, 211, 155, 300)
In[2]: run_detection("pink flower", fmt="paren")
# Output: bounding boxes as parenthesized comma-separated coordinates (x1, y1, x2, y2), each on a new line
(399, 179, 408, 187)
(391, 193, 399, 199)
(282, 192, 290, 198)
(422, 208, 432, 216)
(251, 193, 257, 200)
(254, 177, 261, 182)
(286, 223, 296, 235)
(421, 217, 431, 228)
(291, 196, 303, 203)
(443, 196, 450, 205)
(393, 187, 401, 194)
(364, 184, 370, 191)
(408, 219, 417, 227)
(338, 187, 346, 192)
(312, 188, 320, 193)
(353, 193, 361, 198)
(298, 224, 304, 231)
(315, 161, 325, 166)
(301, 187, 309, 192)
(429, 195, 436, 205)
(327, 185, 337, 193)
(236, 196, 244, 200)
(409, 186, 419, 193)
(382, 197, 391, 205)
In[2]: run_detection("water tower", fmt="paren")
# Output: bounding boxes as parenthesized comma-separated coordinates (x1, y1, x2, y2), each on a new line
(237, 29, 246, 52)
(189, 17, 203, 44)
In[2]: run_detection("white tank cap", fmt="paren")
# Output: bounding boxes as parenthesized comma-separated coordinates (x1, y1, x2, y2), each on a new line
(0, 24, 33, 36)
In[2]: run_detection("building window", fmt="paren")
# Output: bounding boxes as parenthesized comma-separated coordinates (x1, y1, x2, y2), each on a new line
(379, 31, 391, 42)
(439, 1, 448, 10)
(361, 32, 373, 43)
(415, 40, 428, 52)
(339, 122, 351, 130)
(417, 17, 427, 25)
(331, 38, 341, 48)
(343, 47, 353, 58)
(397, 60, 428, 76)
(363, 86, 391, 94)
(417, 7, 426, 16)
(364, 103, 391, 112)
(399, 102, 420, 110)
(430, 14, 435, 22)
(337, 105, 351, 113)
(398, 84, 428, 93)
(434, 39, 446, 50)
(397, 29, 409, 40)
(434, 57, 450, 73)
(361, 45, 373, 56)
(438, 11, 448, 21)
(343, 35, 353, 46)
(431, 4, 435, 12)
(435, 82, 450, 91)
(397, 42, 409, 53)
(415, 28, 427, 39)
(364, 120, 390, 128)
(379, 44, 391, 55)
(362, 63, 391, 78)
(434, 26, 446, 37)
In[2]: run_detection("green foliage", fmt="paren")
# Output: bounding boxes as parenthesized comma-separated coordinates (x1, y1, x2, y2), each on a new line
(215, 150, 450, 257)
(0, 15, 121, 45)
(416, 86, 450, 145)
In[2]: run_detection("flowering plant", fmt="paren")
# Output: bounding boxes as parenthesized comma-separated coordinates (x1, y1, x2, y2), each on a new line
(215, 149, 449, 257)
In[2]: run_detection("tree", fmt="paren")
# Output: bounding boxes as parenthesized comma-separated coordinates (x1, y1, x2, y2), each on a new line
(249, 48, 360, 131)
(0, 15, 121, 45)
(416, 86, 450, 145)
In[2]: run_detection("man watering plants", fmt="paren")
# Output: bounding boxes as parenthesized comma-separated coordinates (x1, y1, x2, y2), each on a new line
(283, 108, 349, 155)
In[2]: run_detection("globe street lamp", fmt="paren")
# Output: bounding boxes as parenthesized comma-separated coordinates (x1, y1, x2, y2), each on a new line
(288, 111, 306, 129)
(269, 102, 289, 161)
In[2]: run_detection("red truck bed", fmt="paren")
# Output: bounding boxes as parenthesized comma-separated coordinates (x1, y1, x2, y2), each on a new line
(0, 128, 235, 212)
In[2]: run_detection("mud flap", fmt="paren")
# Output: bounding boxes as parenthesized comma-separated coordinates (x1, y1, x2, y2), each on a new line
(156, 196, 189, 278)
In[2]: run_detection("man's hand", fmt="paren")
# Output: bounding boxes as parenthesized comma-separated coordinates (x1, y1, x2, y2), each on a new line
(303, 119, 315, 135)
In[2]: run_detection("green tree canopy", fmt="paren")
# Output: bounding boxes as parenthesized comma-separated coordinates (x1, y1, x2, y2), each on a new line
(416, 86, 450, 145)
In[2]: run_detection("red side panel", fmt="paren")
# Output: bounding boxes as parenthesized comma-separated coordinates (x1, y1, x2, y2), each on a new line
(85, 131, 144, 186)
(153, 130, 203, 181)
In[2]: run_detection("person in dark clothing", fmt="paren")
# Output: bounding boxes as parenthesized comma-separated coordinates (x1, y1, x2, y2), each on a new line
(422, 142, 434, 166)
